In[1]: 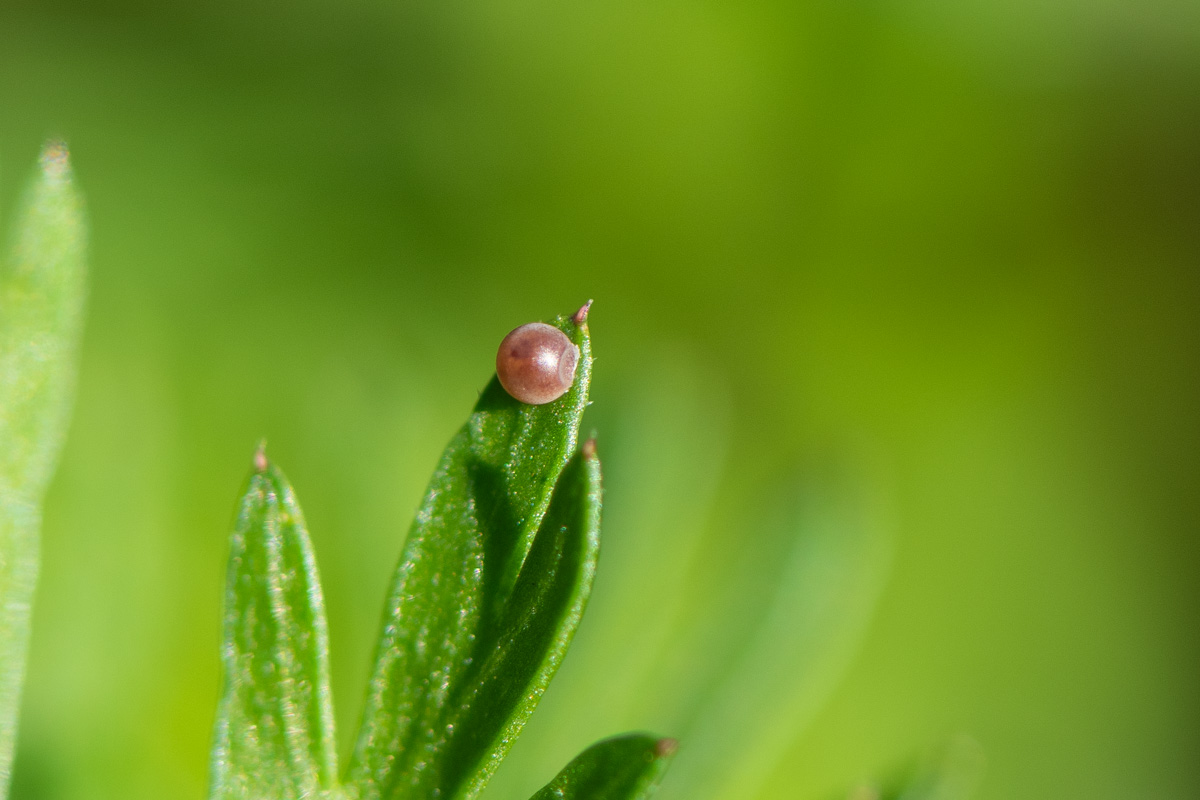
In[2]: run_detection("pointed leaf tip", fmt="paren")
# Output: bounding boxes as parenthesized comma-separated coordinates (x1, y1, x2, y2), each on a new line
(209, 461, 339, 800)
(655, 739, 678, 758)
(529, 734, 677, 800)
(253, 440, 269, 473)
(573, 299, 593, 325)
(39, 140, 71, 181)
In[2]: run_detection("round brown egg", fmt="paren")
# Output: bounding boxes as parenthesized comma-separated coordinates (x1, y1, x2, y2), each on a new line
(496, 322, 580, 405)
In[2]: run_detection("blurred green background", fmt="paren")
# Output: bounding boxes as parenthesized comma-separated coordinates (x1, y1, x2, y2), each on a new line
(2, 0, 1198, 798)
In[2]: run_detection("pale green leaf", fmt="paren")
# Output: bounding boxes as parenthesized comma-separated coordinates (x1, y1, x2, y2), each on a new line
(655, 472, 893, 800)
(0, 142, 87, 797)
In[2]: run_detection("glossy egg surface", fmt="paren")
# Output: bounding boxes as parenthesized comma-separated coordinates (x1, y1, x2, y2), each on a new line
(495, 322, 579, 405)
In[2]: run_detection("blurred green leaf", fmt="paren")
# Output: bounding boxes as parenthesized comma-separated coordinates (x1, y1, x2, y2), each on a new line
(209, 453, 340, 800)
(346, 309, 598, 800)
(528, 734, 677, 800)
(0, 142, 86, 797)
(655, 471, 892, 800)
(887, 737, 985, 800)
(844, 737, 985, 800)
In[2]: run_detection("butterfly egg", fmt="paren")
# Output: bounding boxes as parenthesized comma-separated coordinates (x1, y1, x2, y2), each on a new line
(496, 322, 580, 405)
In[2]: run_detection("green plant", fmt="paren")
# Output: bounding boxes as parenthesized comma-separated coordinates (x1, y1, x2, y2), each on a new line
(209, 305, 677, 800)
(0, 144, 975, 800)
(0, 142, 87, 799)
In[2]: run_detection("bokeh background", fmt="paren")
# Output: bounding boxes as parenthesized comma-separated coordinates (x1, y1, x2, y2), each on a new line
(2, 0, 1198, 798)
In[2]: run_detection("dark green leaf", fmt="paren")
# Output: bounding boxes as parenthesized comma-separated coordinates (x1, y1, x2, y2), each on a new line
(529, 734, 677, 800)
(210, 452, 340, 800)
(346, 308, 597, 800)
(0, 142, 87, 797)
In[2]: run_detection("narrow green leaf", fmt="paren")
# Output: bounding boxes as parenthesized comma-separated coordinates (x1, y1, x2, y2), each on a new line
(210, 451, 340, 800)
(0, 142, 87, 796)
(654, 472, 892, 800)
(528, 735, 677, 800)
(346, 307, 597, 800)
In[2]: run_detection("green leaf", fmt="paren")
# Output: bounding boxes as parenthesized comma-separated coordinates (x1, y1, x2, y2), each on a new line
(346, 307, 598, 800)
(209, 451, 340, 800)
(653, 471, 892, 800)
(0, 141, 87, 796)
(528, 734, 677, 800)
(843, 737, 985, 800)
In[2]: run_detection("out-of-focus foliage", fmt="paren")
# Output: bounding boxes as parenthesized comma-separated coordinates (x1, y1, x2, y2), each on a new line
(844, 736, 985, 800)
(0, 0, 1197, 799)
(0, 143, 86, 799)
